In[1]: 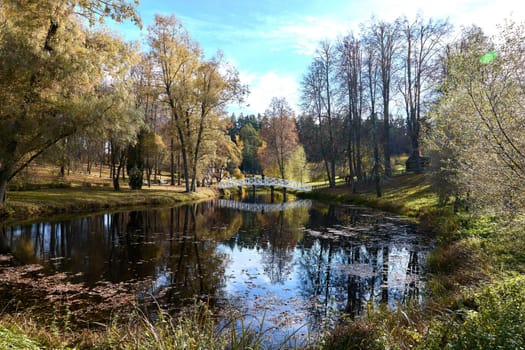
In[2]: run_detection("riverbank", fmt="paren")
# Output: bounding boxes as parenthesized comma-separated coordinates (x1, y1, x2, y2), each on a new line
(0, 186, 218, 224)
(2, 172, 524, 349)
(303, 173, 525, 349)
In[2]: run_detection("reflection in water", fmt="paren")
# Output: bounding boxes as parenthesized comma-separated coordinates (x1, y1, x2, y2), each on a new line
(1, 200, 430, 345)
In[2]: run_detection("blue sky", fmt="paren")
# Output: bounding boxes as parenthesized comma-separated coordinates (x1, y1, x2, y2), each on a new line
(112, 0, 524, 115)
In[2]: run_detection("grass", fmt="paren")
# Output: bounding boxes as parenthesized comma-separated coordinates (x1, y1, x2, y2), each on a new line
(0, 324, 41, 350)
(1, 164, 219, 223)
(2, 187, 218, 224)
(301, 173, 437, 220)
(3, 164, 525, 349)
(0, 301, 301, 350)
(300, 170, 525, 349)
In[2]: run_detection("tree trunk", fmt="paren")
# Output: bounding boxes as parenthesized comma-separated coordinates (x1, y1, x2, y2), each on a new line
(181, 147, 190, 192)
(112, 164, 120, 191)
(170, 137, 175, 186)
(383, 111, 392, 177)
(412, 138, 422, 173)
(177, 152, 181, 186)
(330, 159, 336, 187)
(0, 173, 8, 206)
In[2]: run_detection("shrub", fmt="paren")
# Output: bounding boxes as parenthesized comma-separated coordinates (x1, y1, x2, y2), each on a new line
(128, 166, 143, 190)
(233, 168, 244, 179)
(422, 276, 525, 349)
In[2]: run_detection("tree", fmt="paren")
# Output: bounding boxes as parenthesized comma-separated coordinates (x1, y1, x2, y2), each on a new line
(239, 123, 262, 174)
(148, 15, 199, 191)
(148, 15, 246, 192)
(0, 0, 140, 204)
(301, 42, 344, 187)
(338, 33, 364, 180)
(400, 15, 451, 171)
(188, 53, 246, 191)
(366, 18, 402, 177)
(258, 97, 301, 179)
(430, 22, 525, 212)
(201, 132, 242, 185)
(130, 53, 167, 186)
(363, 31, 382, 197)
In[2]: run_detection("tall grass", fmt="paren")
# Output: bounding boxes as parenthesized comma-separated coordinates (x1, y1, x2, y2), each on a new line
(1, 300, 305, 349)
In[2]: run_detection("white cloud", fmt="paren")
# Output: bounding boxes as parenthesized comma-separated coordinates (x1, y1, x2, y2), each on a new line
(234, 71, 300, 115)
(265, 15, 350, 56)
(361, 0, 525, 35)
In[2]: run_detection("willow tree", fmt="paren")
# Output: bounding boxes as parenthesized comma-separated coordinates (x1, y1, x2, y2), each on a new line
(149, 15, 245, 192)
(0, 0, 139, 205)
(430, 22, 525, 212)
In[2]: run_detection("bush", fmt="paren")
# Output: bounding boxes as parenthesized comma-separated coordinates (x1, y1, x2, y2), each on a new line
(233, 168, 244, 179)
(128, 166, 143, 190)
(422, 276, 525, 350)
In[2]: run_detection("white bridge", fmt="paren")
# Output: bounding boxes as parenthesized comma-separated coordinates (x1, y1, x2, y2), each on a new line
(217, 177, 312, 192)
(214, 199, 312, 213)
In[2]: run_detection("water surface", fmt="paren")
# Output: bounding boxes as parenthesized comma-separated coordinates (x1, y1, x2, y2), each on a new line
(0, 198, 431, 345)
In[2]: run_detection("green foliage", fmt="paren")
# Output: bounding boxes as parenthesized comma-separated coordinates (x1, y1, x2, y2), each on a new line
(128, 166, 143, 190)
(429, 22, 525, 214)
(422, 276, 525, 350)
(0, 325, 41, 350)
(320, 322, 384, 350)
(239, 123, 262, 173)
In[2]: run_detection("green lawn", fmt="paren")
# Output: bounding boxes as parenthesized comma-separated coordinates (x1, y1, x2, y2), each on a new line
(2, 186, 217, 224)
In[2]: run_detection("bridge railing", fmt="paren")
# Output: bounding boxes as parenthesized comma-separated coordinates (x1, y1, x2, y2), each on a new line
(217, 177, 312, 192)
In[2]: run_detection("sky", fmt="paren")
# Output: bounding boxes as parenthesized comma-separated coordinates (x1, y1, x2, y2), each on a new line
(111, 0, 524, 115)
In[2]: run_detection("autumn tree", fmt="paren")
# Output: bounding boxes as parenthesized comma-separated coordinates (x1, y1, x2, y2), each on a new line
(0, 0, 140, 204)
(258, 97, 302, 180)
(147, 15, 199, 190)
(188, 53, 246, 191)
(129, 53, 167, 187)
(148, 15, 245, 192)
(200, 132, 243, 185)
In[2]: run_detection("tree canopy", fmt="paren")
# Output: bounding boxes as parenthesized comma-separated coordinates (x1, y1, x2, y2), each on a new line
(0, 0, 140, 203)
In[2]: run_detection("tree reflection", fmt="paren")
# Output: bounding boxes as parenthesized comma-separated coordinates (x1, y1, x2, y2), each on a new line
(258, 206, 309, 284)
(0, 203, 242, 305)
(296, 203, 427, 333)
(161, 203, 241, 306)
(1, 200, 429, 341)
